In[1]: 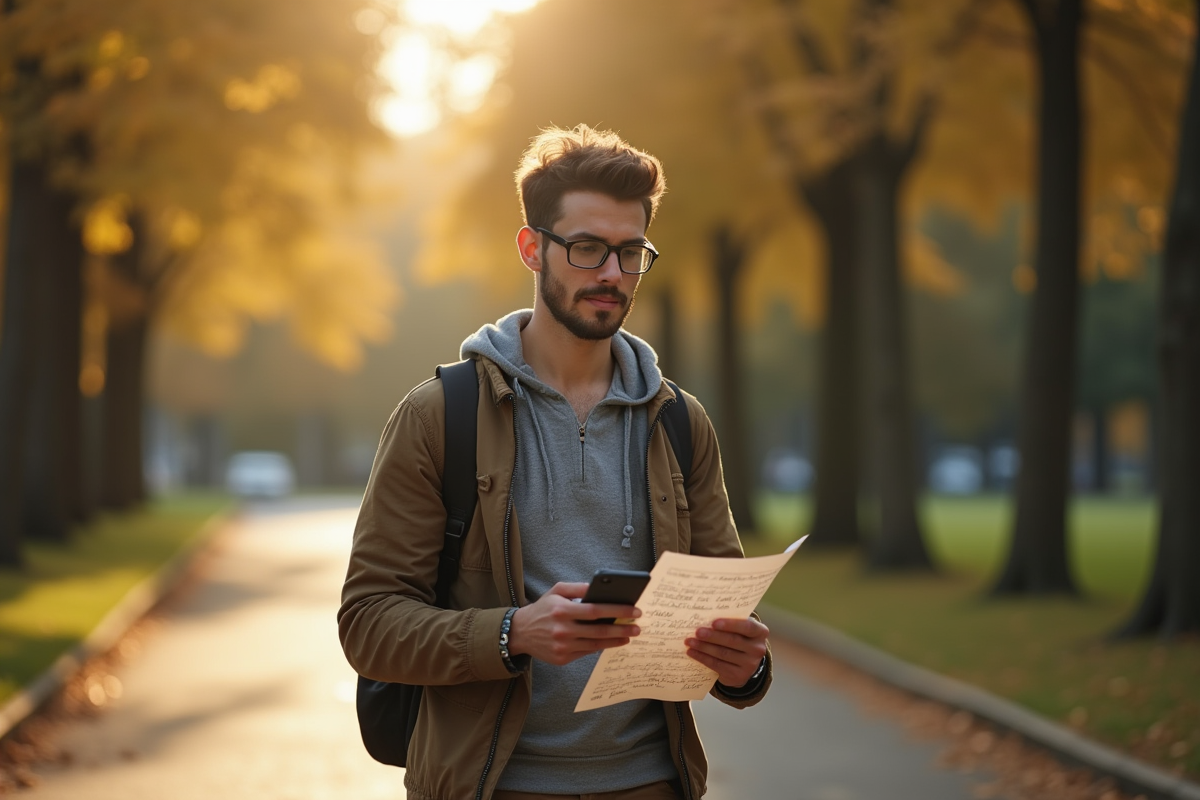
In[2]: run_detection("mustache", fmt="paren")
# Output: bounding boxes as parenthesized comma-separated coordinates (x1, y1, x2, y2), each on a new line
(575, 287, 627, 304)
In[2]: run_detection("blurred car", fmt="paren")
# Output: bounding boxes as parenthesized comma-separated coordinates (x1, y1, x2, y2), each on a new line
(987, 444, 1019, 489)
(761, 448, 813, 493)
(225, 451, 296, 498)
(928, 446, 984, 495)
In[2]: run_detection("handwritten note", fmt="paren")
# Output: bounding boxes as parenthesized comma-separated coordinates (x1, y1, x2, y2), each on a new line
(575, 536, 806, 712)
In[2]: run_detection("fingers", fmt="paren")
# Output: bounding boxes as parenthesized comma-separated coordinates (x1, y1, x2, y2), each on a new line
(710, 617, 770, 639)
(547, 581, 590, 600)
(685, 617, 769, 687)
(508, 591, 640, 666)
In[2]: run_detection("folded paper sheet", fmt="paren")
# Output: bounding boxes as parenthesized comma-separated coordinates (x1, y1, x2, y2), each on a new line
(575, 536, 807, 712)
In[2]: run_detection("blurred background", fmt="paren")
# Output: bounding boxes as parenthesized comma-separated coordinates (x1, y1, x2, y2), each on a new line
(2, 0, 1198, 781)
(1, 0, 1195, 575)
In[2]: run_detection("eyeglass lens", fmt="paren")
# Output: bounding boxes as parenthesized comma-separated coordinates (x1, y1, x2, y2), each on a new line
(568, 241, 652, 273)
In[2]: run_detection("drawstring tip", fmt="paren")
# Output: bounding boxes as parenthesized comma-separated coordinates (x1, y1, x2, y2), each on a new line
(621, 537, 632, 548)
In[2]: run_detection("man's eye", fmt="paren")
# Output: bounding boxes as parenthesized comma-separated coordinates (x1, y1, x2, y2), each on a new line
(573, 242, 604, 257)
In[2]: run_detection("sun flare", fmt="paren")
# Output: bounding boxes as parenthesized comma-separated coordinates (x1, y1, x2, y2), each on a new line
(374, 0, 542, 137)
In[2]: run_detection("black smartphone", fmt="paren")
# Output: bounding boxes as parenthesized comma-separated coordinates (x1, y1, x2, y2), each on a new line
(578, 569, 651, 624)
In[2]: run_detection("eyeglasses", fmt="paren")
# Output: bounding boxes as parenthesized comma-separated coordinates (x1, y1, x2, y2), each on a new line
(535, 227, 659, 275)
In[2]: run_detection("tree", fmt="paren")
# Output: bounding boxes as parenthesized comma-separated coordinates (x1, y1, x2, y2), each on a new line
(990, 0, 1193, 594)
(991, 0, 1086, 595)
(731, 0, 999, 566)
(711, 225, 758, 531)
(0, 0, 397, 557)
(1117, 2, 1200, 637)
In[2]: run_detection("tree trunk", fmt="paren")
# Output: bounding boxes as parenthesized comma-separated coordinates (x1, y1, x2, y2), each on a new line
(23, 181, 86, 541)
(992, 0, 1083, 596)
(711, 225, 757, 533)
(0, 159, 54, 566)
(99, 314, 149, 510)
(1116, 8, 1200, 638)
(1090, 405, 1109, 493)
(99, 213, 152, 510)
(857, 143, 933, 570)
(656, 288, 679, 382)
(800, 161, 862, 547)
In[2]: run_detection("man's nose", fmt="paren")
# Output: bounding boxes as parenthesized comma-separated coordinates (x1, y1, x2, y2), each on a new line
(595, 250, 623, 281)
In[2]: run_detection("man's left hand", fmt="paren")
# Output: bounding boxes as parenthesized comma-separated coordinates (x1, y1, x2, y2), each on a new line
(685, 617, 769, 689)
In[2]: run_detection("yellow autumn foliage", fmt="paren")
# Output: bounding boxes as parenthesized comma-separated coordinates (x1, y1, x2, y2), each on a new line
(0, 0, 400, 371)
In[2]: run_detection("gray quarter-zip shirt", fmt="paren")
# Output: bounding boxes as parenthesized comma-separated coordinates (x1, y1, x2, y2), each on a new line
(461, 310, 677, 795)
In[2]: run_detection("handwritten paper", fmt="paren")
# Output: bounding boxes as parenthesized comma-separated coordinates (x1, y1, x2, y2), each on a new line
(575, 536, 806, 712)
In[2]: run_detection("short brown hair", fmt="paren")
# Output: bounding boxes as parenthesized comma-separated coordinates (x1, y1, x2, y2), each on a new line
(515, 124, 666, 230)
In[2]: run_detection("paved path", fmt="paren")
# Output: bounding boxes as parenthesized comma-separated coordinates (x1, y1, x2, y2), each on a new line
(24, 499, 990, 799)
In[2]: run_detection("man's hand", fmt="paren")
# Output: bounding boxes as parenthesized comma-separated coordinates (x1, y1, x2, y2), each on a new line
(507, 582, 640, 666)
(685, 617, 769, 689)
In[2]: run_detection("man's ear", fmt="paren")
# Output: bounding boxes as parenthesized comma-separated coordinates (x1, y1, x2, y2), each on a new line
(516, 226, 542, 274)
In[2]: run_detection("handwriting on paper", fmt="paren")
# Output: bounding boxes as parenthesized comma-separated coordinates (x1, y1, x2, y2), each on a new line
(575, 536, 805, 712)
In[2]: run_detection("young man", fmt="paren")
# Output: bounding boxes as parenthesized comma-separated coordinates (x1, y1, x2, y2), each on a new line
(339, 125, 771, 800)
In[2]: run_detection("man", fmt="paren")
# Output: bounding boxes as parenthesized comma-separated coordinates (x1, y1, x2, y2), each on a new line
(339, 124, 771, 800)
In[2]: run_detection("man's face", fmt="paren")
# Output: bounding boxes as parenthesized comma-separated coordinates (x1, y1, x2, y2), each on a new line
(536, 191, 647, 341)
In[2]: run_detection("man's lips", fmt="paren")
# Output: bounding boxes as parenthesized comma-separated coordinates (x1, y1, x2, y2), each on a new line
(579, 293, 624, 309)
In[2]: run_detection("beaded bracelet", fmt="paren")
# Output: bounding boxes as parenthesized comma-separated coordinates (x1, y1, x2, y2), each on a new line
(498, 607, 520, 674)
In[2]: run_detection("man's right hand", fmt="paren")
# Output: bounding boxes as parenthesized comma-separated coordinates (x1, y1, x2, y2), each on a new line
(506, 582, 640, 666)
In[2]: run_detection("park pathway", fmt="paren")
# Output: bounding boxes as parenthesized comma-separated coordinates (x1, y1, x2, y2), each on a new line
(23, 498, 992, 799)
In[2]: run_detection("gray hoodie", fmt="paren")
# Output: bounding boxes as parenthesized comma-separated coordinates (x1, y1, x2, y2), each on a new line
(461, 310, 678, 794)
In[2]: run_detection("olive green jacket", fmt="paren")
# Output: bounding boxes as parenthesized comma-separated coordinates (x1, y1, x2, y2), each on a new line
(338, 358, 771, 800)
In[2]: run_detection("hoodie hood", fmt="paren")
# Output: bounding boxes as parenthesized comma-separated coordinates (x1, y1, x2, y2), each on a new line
(460, 309, 663, 405)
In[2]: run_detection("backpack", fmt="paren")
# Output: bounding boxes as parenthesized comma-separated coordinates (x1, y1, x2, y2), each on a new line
(355, 359, 693, 767)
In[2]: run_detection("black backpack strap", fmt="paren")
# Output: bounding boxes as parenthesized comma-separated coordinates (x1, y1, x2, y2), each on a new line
(661, 380, 693, 492)
(433, 359, 479, 608)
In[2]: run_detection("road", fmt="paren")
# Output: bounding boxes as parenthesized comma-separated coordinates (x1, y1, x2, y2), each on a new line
(23, 498, 992, 799)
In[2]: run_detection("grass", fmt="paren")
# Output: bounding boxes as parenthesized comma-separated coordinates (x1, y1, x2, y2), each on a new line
(748, 492, 1200, 780)
(0, 492, 230, 708)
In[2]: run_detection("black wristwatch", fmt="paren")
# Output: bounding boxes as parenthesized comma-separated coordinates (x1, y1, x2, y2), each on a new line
(716, 655, 767, 698)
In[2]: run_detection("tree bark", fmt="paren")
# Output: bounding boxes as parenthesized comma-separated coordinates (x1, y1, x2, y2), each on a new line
(711, 225, 757, 533)
(1090, 405, 1109, 493)
(857, 141, 933, 570)
(99, 223, 150, 511)
(992, 0, 1083, 596)
(1116, 7, 1200, 637)
(799, 160, 863, 547)
(99, 314, 149, 510)
(0, 159, 54, 566)
(23, 181, 86, 541)
(656, 288, 679, 383)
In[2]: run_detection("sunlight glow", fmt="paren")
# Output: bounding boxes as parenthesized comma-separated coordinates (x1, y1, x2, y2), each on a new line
(374, 0, 541, 138)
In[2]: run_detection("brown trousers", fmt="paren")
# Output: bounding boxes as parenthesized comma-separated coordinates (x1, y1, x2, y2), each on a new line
(492, 780, 681, 800)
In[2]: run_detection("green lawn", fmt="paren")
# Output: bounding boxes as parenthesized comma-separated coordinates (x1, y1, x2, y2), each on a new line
(0, 493, 230, 707)
(749, 492, 1199, 780)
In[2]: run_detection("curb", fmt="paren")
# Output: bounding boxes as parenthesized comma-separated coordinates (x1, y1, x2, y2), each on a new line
(759, 603, 1200, 800)
(0, 511, 234, 744)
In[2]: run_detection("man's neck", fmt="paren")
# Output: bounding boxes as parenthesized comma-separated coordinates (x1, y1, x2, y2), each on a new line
(520, 312, 614, 411)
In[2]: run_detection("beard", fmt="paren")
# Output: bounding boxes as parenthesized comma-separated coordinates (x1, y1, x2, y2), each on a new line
(539, 258, 636, 341)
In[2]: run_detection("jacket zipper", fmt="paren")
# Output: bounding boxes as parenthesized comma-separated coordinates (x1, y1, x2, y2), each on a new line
(476, 391, 520, 800)
(643, 395, 693, 800)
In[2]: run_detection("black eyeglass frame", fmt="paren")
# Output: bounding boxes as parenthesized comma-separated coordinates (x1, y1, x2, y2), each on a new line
(534, 227, 659, 275)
